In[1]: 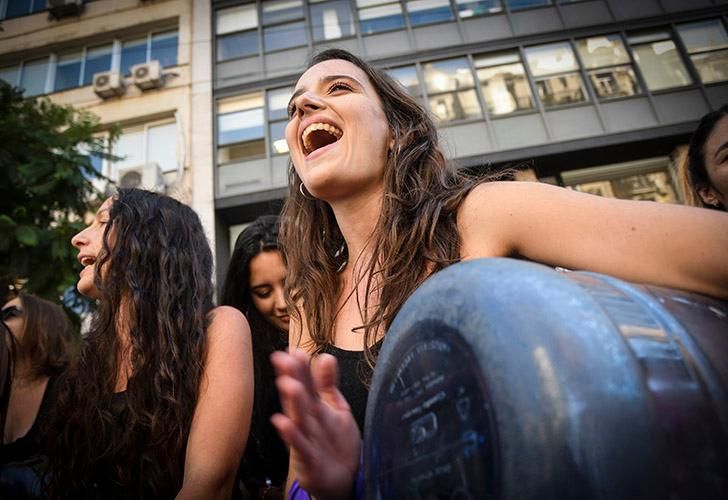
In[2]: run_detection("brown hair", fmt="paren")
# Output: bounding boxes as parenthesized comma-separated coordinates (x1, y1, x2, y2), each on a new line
(686, 104, 728, 210)
(16, 292, 77, 380)
(46, 188, 213, 498)
(281, 48, 503, 368)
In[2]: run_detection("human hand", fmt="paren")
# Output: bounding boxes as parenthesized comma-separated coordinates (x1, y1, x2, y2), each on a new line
(271, 349, 361, 500)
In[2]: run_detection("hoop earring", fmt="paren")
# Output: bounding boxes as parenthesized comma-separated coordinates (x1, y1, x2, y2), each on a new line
(299, 182, 314, 200)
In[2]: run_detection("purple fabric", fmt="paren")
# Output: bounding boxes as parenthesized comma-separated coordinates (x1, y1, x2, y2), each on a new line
(288, 464, 365, 500)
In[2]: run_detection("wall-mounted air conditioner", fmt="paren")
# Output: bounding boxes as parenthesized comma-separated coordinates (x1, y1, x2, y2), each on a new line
(93, 71, 125, 99)
(116, 163, 165, 193)
(131, 60, 164, 91)
(48, 0, 84, 19)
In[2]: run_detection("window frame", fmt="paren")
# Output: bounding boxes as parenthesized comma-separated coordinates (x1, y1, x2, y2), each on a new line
(676, 18, 728, 86)
(0, 27, 179, 97)
(112, 118, 179, 176)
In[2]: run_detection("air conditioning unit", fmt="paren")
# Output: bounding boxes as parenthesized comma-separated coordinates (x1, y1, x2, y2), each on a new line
(116, 163, 165, 193)
(48, 0, 84, 19)
(93, 71, 125, 99)
(131, 60, 164, 90)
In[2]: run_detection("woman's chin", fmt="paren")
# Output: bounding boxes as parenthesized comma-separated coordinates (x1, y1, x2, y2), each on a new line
(76, 280, 100, 300)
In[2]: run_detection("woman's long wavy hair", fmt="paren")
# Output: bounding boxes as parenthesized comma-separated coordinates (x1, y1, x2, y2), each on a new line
(281, 49, 504, 369)
(45, 188, 214, 499)
(686, 104, 728, 210)
(221, 215, 289, 490)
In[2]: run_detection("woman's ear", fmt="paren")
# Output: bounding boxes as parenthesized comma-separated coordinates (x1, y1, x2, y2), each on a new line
(698, 186, 722, 207)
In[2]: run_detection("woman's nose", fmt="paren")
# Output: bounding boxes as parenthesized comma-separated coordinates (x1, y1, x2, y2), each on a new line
(273, 288, 287, 312)
(71, 227, 88, 249)
(295, 92, 325, 117)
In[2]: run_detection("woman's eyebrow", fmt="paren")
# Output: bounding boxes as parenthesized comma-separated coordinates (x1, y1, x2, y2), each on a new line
(287, 74, 364, 110)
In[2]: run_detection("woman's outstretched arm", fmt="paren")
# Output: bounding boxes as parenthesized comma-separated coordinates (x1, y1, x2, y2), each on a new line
(177, 306, 254, 500)
(271, 348, 361, 500)
(459, 181, 728, 299)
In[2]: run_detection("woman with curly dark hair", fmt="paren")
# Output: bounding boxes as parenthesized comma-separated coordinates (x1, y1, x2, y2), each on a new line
(222, 215, 289, 499)
(46, 188, 253, 499)
(685, 104, 728, 210)
(0, 293, 77, 498)
(268, 49, 728, 499)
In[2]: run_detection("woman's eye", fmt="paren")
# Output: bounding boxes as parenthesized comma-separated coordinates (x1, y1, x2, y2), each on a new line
(287, 103, 297, 119)
(329, 81, 352, 93)
(253, 290, 272, 299)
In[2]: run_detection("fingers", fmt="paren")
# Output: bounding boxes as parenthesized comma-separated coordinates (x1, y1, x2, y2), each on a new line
(312, 354, 351, 412)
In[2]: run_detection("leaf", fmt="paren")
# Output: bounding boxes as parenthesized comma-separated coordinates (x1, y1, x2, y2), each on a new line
(0, 214, 16, 229)
(16, 225, 39, 246)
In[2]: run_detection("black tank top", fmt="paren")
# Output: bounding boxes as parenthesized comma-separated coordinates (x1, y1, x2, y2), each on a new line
(320, 345, 373, 434)
(0, 376, 59, 499)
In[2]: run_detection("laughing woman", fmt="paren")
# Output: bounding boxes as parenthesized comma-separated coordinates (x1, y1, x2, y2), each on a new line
(46, 189, 253, 499)
(270, 49, 728, 500)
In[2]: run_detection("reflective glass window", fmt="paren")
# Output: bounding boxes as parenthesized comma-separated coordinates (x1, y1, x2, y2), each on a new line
(525, 42, 587, 107)
(0, 65, 20, 86)
(114, 128, 145, 170)
(577, 34, 640, 99)
(387, 65, 421, 96)
(407, 0, 454, 26)
(217, 31, 259, 61)
(358, 1, 405, 35)
(151, 31, 178, 68)
(217, 4, 258, 35)
(121, 36, 148, 76)
(83, 44, 112, 85)
(262, 0, 303, 25)
(456, 0, 502, 18)
(475, 51, 534, 115)
(147, 122, 177, 172)
(629, 32, 692, 91)
(424, 58, 482, 122)
(677, 19, 728, 84)
(270, 121, 289, 155)
(217, 93, 265, 155)
(5, 0, 33, 18)
(264, 21, 307, 51)
(507, 0, 551, 10)
(268, 87, 292, 121)
(54, 52, 82, 92)
(310, 0, 356, 42)
(20, 58, 49, 97)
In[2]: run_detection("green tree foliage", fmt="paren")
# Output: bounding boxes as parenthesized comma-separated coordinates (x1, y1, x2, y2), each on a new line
(0, 81, 117, 304)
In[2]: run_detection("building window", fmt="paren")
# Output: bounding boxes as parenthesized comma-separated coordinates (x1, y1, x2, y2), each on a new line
(357, 0, 405, 35)
(524, 42, 587, 108)
(0, 65, 20, 86)
(121, 30, 178, 76)
(268, 87, 292, 155)
(2, 0, 46, 20)
(310, 0, 356, 42)
(262, 0, 307, 52)
(217, 93, 266, 163)
(83, 45, 113, 86)
(54, 51, 83, 92)
(387, 65, 421, 98)
(455, 0, 502, 19)
(216, 4, 260, 61)
(576, 34, 641, 99)
(507, 0, 551, 10)
(423, 57, 482, 123)
(475, 51, 534, 116)
(406, 0, 453, 26)
(19, 58, 49, 97)
(677, 19, 728, 85)
(628, 31, 692, 91)
(113, 120, 178, 174)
